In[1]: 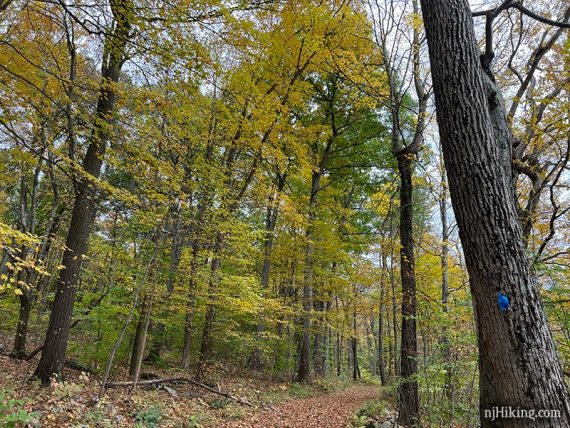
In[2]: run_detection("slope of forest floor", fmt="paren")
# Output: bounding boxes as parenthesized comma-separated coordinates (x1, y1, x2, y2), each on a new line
(0, 352, 386, 427)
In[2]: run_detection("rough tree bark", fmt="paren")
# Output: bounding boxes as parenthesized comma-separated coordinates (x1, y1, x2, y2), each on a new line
(33, 0, 132, 384)
(392, 5, 427, 420)
(419, 0, 570, 426)
(395, 151, 419, 427)
(376, 0, 427, 420)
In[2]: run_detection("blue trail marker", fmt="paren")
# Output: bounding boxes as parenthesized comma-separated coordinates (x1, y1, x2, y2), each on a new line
(497, 292, 510, 312)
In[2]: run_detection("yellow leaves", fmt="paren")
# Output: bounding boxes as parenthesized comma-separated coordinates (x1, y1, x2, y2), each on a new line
(405, 12, 424, 32)
(0, 222, 39, 247)
(368, 182, 398, 217)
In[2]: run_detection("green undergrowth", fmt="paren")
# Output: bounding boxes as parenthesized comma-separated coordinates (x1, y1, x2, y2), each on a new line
(0, 389, 38, 428)
(348, 384, 397, 428)
(289, 375, 360, 398)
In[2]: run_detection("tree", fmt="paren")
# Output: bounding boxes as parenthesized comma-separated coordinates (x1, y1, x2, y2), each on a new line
(419, 0, 570, 426)
(366, 0, 429, 423)
(33, 0, 133, 384)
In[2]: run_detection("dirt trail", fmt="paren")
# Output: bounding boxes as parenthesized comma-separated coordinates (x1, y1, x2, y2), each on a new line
(221, 385, 378, 428)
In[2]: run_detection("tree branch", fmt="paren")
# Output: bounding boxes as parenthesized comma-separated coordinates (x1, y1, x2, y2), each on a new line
(511, 3, 570, 28)
(104, 377, 255, 407)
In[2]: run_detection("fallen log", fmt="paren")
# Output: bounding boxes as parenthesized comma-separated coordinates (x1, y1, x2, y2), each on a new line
(65, 359, 94, 373)
(104, 377, 255, 407)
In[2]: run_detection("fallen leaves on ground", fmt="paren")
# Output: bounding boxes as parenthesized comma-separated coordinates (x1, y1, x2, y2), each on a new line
(0, 352, 380, 427)
(220, 385, 379, 428)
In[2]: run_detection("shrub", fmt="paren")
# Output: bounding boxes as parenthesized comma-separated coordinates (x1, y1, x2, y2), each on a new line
(0, 390, 38, 428)
(135, 405, 162, 428)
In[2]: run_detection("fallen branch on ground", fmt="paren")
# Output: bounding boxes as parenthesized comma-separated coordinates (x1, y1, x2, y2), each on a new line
(65, 359, 94, 373)
(104, 377, 255, 407)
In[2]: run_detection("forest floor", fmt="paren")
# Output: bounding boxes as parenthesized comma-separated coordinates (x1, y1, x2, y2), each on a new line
(220, 385, 379, 428)
(0, 351, 388, 427)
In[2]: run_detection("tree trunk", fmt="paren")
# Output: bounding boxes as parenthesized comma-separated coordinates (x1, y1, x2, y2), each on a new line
(313, 300, 326, 376)
(132, 292, 153, 388)
(419, 1, 570, 426)
(323, 302, 331, 376)
(366, 318, 376, 376)
(181, 241, 199, 369)
(148, 206, 183, 363)
(250, 183, 282, 370)
(33, 0, 132, 384)
(195, 233, 222, 380)
(336, 332, 342, 376)
(352, 303, 360, 381)
(396, 154, 419, 427)
(390, 237, 399, 377)
(351, 337, 360, 380)
(11, 150, 61, 359)
(129, 313, 144, 376)
(297, 77, 338, 382)
(297, 225, 313, 383)
(387, 311, 393, 378)
(12, 292, 31, 359)
(439, 154, 453, 403)
(297, 170, 323, 383)
(0, 0, 13, 14)
(378, 254, 387, 385)
(145, 322, 163, 363)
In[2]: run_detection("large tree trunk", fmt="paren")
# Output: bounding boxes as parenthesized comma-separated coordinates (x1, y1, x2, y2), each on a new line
(396, 154, 419, 427)
(33, 0, 132, 384)
(419, 1, 570, 426)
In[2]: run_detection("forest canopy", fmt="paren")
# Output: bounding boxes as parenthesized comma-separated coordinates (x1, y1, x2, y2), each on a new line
(0, 0, 568, 427)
